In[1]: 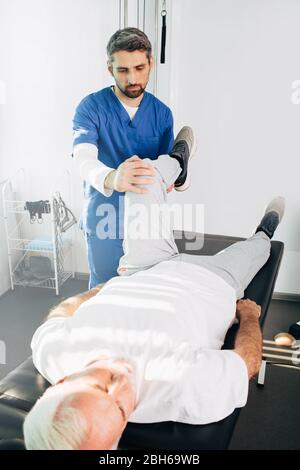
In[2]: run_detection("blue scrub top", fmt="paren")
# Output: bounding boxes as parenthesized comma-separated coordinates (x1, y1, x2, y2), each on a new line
(72, 86, 174, 237)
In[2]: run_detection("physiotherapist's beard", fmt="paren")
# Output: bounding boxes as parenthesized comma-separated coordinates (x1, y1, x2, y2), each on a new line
(115, 80, 147, 99)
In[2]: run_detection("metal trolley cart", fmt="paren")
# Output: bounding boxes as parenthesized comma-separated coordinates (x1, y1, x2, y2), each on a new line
(2, 168, 76, 295)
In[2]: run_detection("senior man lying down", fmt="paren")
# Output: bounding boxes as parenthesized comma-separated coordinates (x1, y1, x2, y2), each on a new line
(23, 126, 285, 450)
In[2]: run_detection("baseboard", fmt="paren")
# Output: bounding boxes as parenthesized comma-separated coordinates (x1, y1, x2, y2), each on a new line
(74, 272, 89, 281)
(272, 292, 300, 303)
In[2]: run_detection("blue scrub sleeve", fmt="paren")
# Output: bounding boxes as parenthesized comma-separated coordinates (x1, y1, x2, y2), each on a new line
(158, 108, 174, 155)
(72, 96, 100, 148)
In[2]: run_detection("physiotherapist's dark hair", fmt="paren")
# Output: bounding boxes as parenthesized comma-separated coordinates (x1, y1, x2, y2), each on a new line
(107, 27, 152, 63)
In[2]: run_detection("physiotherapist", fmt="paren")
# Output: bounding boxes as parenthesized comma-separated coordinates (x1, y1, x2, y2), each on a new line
(72, 27, 175, 288)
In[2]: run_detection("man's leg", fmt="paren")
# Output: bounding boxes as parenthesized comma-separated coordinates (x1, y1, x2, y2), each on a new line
(118, 127, 196, 276)
(179, 232, 271, 299)
(177, 196, 285, 299)
(85, 233, 124, 287)
(117, 155, 181, 276)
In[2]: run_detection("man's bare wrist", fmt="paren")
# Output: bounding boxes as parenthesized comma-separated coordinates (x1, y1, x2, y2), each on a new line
(239, 309, 260, 321)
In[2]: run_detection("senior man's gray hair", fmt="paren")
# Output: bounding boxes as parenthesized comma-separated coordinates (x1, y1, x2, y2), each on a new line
(23, 385, 120, 450)
(23, 385, 88, 450)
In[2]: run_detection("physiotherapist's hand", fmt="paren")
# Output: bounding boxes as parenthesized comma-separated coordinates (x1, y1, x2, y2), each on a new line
(105, 155, 156, 194)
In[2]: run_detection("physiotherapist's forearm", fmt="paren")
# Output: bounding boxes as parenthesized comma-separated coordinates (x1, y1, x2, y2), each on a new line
(73, 143, 115, 196)
(46, 283, 105, 321)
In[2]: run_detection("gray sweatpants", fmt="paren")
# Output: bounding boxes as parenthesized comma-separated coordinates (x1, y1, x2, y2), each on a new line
(117, 155, 271, 299)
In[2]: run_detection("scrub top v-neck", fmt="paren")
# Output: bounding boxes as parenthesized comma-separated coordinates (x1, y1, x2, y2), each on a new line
(113, 89, 139, 121)
(72, 86, 174, 237)
(111, 87, 144, 128)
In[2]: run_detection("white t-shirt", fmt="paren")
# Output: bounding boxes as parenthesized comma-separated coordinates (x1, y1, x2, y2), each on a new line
(110, 85, 139, 120)
(31, 260, 249, 425)
(116, 96, 139, 120)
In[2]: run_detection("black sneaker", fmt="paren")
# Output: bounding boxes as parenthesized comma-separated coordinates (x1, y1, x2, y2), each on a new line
(169, 126, 197, 191)
(255, 196, 285, 239)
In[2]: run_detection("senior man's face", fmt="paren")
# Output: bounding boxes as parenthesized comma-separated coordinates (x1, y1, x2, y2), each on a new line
(48, 357, 136, 449)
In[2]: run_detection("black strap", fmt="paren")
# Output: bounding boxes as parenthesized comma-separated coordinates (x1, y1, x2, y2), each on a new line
(160, 10, 167, 64)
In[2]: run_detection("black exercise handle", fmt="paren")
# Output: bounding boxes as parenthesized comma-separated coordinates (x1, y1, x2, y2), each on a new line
(160, 10, 167, 64)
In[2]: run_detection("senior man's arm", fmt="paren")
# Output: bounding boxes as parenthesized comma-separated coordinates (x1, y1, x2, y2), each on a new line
(234, 299, 262, 379)
(45, 283, 105, 321)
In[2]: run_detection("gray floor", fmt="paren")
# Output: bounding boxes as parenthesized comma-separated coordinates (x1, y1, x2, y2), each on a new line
(229, 298, 300, 450)
(0, 278, 88, 380)
(0, 279, 299, 449)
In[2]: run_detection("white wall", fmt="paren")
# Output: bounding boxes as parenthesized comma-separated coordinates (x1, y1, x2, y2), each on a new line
(166, 0, 300, 294)
(0, 0, 119, 294)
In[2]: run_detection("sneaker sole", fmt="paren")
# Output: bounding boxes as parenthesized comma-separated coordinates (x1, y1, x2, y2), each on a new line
(264, 196, 285, 223)
(175, 133, 198, 192)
